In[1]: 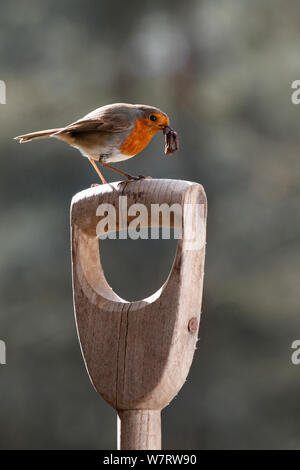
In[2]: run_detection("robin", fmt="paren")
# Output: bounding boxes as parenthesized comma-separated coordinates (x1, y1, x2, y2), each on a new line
(14, 103, 179, 184)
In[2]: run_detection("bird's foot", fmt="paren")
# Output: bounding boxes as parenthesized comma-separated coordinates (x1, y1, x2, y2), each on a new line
(118, 175, 152, 186)
(91, 183, 100, 187)
(128, 174, 152, 181)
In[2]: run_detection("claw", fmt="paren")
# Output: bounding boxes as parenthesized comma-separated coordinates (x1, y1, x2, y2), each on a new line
(119, 175, 151, 184)
(118, 175, 152, 187)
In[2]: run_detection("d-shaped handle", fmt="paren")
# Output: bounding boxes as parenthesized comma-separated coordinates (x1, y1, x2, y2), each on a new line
(71, 179, 207, 449)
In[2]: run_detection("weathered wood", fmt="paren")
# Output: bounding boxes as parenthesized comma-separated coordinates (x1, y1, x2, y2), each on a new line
(71, 179, 207, 450)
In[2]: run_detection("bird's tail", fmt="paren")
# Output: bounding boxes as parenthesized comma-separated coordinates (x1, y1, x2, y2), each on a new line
(14, 128, 62, 143)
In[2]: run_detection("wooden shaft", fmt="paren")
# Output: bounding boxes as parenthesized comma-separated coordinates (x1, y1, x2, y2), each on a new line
(117, 410, 161, 450)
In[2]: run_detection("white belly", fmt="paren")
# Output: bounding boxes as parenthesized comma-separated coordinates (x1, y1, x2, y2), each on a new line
(77, 145, 134, 163)
(104, 152, 133, 163)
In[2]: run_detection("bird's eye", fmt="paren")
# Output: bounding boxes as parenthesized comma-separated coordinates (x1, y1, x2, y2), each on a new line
(150, 114, 157, 122)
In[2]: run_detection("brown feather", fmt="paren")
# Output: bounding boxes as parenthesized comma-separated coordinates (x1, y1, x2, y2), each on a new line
(14, 128, 61, 143)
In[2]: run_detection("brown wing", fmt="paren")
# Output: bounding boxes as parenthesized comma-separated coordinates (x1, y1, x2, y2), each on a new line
(53, 105, 133, 136)
(54, 119, 130, 135)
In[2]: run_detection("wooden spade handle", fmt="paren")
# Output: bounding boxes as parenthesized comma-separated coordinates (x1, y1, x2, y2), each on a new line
(70, 179, 207, 449)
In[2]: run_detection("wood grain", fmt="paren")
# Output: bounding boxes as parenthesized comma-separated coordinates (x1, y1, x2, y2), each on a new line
(118, 410, 161, 450)
(71, 179, 207, 449)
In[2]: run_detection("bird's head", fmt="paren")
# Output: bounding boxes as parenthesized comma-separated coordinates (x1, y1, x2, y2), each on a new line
(118, 103, 178, 157)
(134, 104, 170, 133)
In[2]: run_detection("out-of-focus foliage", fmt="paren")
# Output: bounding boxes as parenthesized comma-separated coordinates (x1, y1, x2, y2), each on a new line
(0, 0, 300, 449)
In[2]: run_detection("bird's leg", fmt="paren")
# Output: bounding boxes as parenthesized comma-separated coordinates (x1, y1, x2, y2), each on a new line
(100, 161, 151, 181)
(89, 158, 107, 184)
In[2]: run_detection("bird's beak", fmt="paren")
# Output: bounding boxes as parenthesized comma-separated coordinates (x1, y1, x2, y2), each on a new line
(159, 116, 170, 130)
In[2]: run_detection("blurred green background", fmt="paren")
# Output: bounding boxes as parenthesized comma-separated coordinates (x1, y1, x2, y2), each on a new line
(1, 0, 300, 450)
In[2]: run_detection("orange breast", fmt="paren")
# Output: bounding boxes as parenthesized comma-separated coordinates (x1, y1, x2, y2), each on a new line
(120, 118, 157, 156)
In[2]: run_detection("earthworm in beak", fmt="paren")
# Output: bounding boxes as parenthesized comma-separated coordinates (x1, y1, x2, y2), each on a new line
(163, 126, 179, 155)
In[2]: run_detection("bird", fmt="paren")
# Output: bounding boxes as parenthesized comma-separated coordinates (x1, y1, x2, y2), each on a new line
(14, 103, 178, 184)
